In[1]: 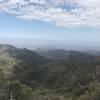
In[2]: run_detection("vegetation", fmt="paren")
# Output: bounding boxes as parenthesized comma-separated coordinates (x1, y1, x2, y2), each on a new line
(0, 44, 100, 100)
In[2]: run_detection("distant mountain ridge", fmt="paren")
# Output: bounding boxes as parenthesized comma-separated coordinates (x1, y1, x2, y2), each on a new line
(37, 49, 94, 60)
(84, 50, 100, 56)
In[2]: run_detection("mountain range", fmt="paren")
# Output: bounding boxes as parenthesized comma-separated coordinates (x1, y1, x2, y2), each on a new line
(0, 44, 100, 100)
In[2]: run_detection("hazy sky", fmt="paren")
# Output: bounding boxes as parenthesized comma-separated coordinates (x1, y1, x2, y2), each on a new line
(0, 0, 100, 43)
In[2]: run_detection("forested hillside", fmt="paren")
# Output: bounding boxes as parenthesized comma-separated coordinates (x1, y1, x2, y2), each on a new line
(0, 44, 100, 100)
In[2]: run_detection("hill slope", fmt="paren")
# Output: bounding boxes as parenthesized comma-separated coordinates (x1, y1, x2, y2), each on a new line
(0, 44, 100, 100)
(0, 44, 47, 79)
(25, 49, 100, 88)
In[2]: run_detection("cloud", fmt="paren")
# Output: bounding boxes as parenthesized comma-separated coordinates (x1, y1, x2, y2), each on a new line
(0, 0, 100, 27)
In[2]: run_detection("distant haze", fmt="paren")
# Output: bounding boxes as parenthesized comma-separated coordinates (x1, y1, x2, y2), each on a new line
(0, 38, 100, 51)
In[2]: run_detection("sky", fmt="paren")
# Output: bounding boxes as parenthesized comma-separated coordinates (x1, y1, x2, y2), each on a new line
(0, 0, 100, 49)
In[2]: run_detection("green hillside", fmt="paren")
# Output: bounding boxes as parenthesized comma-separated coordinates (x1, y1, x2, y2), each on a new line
(0, 44, 100, 100)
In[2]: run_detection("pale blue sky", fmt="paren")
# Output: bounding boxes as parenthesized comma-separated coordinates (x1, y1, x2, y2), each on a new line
(0, 0, 100, 49)
(0, 13, 100, 42)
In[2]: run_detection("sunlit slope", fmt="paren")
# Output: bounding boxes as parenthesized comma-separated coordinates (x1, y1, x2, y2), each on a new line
(0, 45, 18, 78)
(0, 44, 47, 79)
